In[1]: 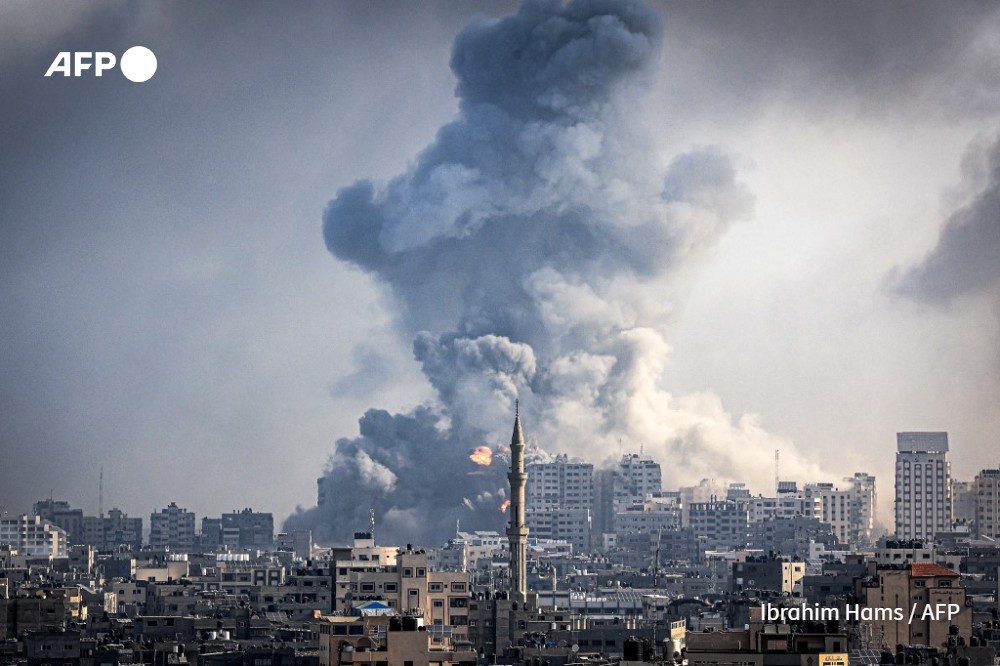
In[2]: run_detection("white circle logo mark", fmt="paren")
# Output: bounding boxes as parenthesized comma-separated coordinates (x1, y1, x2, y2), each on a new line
(120, 46, 157, 83)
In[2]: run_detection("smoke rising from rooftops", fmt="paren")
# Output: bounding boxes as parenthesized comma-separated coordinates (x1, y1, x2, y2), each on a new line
(286, 0, 822, 546)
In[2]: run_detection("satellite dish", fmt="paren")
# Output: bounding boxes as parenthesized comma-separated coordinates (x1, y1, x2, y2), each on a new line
(572, 645, 579, 653)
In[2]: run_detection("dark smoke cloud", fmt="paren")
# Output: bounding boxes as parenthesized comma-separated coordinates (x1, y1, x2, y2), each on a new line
(890, 133, 1000, 304)
(291, 0, 816, 547)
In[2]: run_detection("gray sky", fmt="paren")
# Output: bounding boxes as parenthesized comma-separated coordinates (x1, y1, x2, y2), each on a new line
(2, 0, 998, 536)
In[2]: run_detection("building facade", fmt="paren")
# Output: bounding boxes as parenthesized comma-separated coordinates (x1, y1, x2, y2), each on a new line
(525, 453, 591, 552)
(148, 502, 196, 552)
(973, 469, 1000, 539)
(0, 515, 68, 557)
(894, 432, 952, 541)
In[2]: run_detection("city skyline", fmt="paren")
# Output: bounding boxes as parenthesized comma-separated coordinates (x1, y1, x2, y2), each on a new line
(2, 0, 999, 531)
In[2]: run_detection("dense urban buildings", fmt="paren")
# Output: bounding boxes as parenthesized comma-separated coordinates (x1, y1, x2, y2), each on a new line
(3, 423, 998, 666)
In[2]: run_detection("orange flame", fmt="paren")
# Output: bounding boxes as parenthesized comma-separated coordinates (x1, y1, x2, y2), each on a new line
(469, 446, 493, 466)
(500, 500, 511, 513)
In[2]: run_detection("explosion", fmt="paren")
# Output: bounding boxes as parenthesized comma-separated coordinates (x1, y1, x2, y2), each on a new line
(500, 499, 511, 513)
(469, 446, 493, 466)
(287, 0, 819, 548)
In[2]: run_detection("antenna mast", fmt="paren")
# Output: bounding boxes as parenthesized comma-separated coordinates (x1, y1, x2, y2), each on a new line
(99, 465, 104, 517)
(774, 449, 780, 494)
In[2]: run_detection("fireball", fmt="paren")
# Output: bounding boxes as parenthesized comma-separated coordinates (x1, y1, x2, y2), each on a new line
(469, 446, 493, 466)
(499, 499, 511, 513)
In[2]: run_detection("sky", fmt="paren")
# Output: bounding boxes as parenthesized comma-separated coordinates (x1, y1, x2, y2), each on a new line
(1, 0, 998, 544)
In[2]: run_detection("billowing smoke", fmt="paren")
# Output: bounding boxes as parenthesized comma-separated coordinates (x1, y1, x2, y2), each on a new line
(287, 0, 822, 547)
(890, 132, 1000, 305)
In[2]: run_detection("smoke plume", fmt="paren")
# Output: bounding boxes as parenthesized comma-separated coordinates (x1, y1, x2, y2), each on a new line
(287, 0, 822, 547)
(890, 132, 1000, 306)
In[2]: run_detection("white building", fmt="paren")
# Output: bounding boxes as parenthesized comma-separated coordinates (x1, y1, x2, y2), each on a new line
(748, 495, 821, 523)
(0, 514, 68, 557)
(894, 432, 952, 541)
(796, 472, 877, 547)
(526, 454, 593, 552)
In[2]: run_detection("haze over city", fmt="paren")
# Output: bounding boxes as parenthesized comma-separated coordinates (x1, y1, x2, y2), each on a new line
(2, 0, 999, 541)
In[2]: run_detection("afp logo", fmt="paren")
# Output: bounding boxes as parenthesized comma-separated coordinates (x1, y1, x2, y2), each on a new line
(45, 46, 157, 83)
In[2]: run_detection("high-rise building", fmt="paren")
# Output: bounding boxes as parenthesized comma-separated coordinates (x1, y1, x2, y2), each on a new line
(894, 432, 952, 541)
(149, 502, 196, 552)
(849, 472, 877, 546)
(526, 453, 593, 552)
(613, 453, 662, 511)
(973, 469, 1000, 539)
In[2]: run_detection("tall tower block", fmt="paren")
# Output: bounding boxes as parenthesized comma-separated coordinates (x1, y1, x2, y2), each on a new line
(507, 403, 529, 604)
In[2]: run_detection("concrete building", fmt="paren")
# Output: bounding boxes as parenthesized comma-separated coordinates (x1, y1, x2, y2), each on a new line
(0, 592, 68, 639)
(859, 562, 971, 648)
(952, 479, 976, 527)
(613, 453, 662, 511)
(748, 495, 821, 523)
(276, 529, 314, 559)
(0, 514, 68, 557)
(791, 474, 876, 548)
(848, 472, 877, 546)
(32, 500, 83, 545)
(318, 615, 476, 666)
(731, 557, 806, 595)
(894, 432, 952, 541)
(973, 469, 1000, 539)
(614, 497, 682, 537)
(149, 502, 196, 552)
(332, 532, 401, 613)
(82, 508, 143, 551)
(344, 547, 472, 640)
(201, 508, 274, 550)
(688, 499, 748, 552)
(525, 453, 592, 552)
(748, 516, 838, 559)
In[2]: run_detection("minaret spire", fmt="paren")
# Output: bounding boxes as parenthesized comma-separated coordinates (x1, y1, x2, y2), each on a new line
(507, 402, 529, 604)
